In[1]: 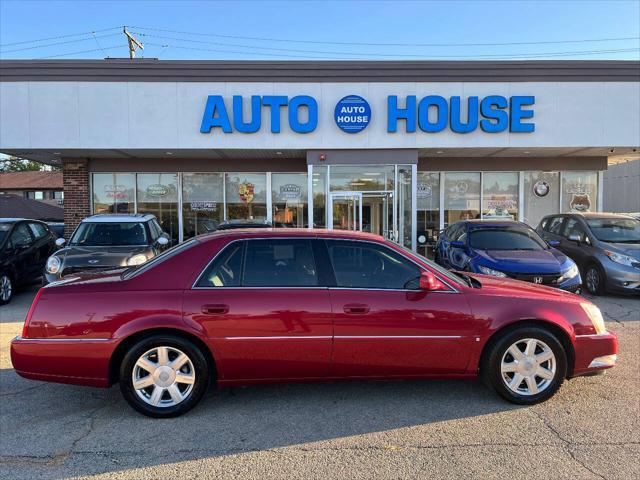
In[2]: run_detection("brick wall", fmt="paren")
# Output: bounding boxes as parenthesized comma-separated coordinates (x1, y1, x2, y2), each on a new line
(62, 159, 90, 238)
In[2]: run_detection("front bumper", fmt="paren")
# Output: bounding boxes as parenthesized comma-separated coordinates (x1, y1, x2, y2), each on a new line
(603, 263, 640, 294)
(10, 335, 116, 387)
(572, 332, 619, 377)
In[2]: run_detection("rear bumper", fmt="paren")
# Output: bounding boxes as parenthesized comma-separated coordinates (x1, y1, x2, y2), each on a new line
(10, 336, 116, 387)
(572, 332, 619, 377)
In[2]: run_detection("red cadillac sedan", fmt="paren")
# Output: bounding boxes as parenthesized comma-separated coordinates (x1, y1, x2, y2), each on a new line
(11, 229, 618, 417)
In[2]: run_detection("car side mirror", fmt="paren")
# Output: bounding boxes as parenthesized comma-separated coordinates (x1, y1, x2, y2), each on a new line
(450, 240, 465, 249)
(419, 271, 446, 291)
(548, 239, 560, 247)
(157, 236, 169, 246)
(568, 234, 581, 243)
(55, 238, 66, 247)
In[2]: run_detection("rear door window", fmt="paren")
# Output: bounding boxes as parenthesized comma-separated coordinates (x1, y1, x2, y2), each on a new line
(243, 239, 318, 287)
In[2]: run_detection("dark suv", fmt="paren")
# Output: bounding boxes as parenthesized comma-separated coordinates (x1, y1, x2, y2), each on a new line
(537, 213, 640, 295)
(44, 214, 170, 284)
(0, 218, 57, 304)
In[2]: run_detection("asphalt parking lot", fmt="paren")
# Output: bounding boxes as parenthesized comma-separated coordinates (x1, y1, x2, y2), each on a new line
(0, 284, 638, 480)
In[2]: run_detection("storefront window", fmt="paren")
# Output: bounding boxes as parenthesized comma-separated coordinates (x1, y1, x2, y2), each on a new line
(444, 172, 480, 226)
(482, 172, 519, 220)
(562, 171, 598, 214)
(136, 173, 179, 244)
(182, 173, 224, 239)
(271, 173, 308, 228)
(417, 172, 440, 258)
(92, 173, 135, 214)
(312, 166, 327, 228)
(523, 171, 559, 227)
(225, 173, 267, 220)
(329, 165, 395, 192)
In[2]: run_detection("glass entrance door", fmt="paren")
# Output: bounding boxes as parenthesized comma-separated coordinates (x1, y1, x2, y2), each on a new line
(330, 193, 362, 231)
(362, 192, 394, 240)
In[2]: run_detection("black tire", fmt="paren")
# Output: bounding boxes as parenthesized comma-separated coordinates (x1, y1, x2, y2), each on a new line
(583, 263, 606, 296)
(481, 326, 567, 405)
(0, 273, 13, 306)
(119, 335, 210, 418)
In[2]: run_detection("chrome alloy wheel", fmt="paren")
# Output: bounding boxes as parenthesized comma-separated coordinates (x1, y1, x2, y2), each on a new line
(500, 338, 556, 396)
(0, 275, 12, 302)
(132, 346, 196, 407)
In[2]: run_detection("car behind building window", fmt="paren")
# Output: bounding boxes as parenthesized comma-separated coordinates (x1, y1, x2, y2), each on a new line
(326, 240, 421, 290)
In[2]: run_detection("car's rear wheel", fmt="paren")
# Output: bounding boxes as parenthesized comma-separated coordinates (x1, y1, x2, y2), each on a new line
(584, 264, 605, 296)
(119, 335, 209, 418)
(0, 274, 13, 305)
(482, 327, 567, 404)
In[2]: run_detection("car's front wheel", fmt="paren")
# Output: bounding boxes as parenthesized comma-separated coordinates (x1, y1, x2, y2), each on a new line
(482, 327, 567, 404)
(584, 264, 605, 296)
(119, 335, 210, 418)
(0, 274, 13, 305)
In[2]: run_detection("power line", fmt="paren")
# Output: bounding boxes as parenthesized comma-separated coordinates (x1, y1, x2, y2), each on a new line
(145, 42, 639, 60)
(137, 33, 640, 59)
(0, 27, 121, 48)
(0, 33, 121, 54)
(38, 44, 127, 59)
(130, 25, 640, 48)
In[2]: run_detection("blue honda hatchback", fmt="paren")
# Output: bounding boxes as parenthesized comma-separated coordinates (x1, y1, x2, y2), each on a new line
(435, 220, 581, 292)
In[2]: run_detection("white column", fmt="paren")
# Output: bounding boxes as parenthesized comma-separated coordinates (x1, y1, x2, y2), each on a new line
(518, 171, 525, 221)
(266, 172, 273, 223)
(597, 171, 604, 212)
(411, 164, 417, 251)
(177, 173, 184, 243)
(307, 164, 314, 228)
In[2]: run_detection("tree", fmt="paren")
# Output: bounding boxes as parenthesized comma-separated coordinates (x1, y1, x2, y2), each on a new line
(0, 156, 50, 172)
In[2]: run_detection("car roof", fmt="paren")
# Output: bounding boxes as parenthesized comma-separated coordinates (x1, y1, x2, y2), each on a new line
(459, 220, 530, 229)
(82, 214, 156, 223)
(552, 212, 636, 220)
(0, 218, 25, 223)
(197, 228, 385, 242)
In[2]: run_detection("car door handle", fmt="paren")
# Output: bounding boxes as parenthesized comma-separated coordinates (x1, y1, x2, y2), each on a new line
(343, 304, 370, 315)
(201, 304, 229, 315)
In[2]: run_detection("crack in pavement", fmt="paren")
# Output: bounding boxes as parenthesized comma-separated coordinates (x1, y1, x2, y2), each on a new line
(530, 409, 607, 479)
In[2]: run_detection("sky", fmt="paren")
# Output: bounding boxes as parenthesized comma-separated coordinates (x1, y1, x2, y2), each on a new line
(1, 0, 639, 61)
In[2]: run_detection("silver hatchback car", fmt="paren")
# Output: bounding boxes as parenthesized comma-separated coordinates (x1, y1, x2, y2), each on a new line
(537, 213, 640, 295)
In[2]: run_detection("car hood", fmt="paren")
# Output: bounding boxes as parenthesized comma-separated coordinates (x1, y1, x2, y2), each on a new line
(602, 242, 640, 260)
(466, 272, 580, 301)
(56, 245, 149, 268)
(474, 248, 569, 274)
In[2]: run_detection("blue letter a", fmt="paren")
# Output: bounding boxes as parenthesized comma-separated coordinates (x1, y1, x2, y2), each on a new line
(200, 95, 232, 133)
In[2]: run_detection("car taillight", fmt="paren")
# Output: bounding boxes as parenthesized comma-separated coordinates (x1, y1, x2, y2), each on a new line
(21, 288, 44, 339)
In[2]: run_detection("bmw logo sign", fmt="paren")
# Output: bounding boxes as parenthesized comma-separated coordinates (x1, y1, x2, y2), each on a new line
(533, 180, 550, 198)
(334, 95, 371, 134)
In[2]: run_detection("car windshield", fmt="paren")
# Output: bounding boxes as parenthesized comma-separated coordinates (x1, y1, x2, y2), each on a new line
(586, 218, 640, 243)
(70, 222, 148, 246)
(469, 227, 547, 250)
(0, 223, 11, 245)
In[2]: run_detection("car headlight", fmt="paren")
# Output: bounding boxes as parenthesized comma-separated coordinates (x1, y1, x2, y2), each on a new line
(126, 254, 148, 266)
(45, 256, 61, 274)
(558, 263, 580, 283)
(580, 302, 607, 335)
(604, 250, 636, 267)
(478, 265, 508, 277)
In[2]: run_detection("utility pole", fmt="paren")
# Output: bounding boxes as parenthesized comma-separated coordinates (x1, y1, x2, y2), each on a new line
(123, 26, 144, 59)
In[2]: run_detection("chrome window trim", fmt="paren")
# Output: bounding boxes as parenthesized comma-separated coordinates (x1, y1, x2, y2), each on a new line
(191, 236, 461, 293)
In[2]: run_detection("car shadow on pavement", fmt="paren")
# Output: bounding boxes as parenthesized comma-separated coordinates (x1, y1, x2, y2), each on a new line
(0, 368, 523, 479)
